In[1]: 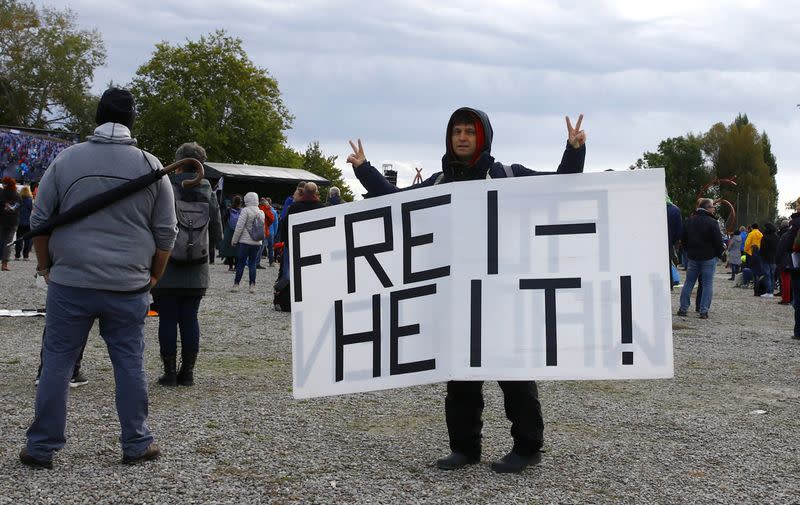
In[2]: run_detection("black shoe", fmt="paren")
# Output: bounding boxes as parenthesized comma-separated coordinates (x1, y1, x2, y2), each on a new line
(436, 451, 479, 470)
(122, 442, 160, 465)
(699, 313, 709, 319)
(256, 265, 266, 269)
(677, 310, 687, 317)
(792, 335, 800, 340)
(19, 447, 52, 469)
(491, 451, 542, 473)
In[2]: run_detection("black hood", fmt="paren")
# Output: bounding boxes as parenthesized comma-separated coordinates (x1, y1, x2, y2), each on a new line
(444, 107, 494, 161)
(440, 107, 496, 182)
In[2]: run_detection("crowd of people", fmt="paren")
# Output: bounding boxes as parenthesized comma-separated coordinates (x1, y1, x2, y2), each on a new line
(671, 198, 800, 341)
(0, 131, 73, 183)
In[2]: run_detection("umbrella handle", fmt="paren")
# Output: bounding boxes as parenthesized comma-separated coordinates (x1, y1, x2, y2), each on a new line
(163, 158, 205, 188)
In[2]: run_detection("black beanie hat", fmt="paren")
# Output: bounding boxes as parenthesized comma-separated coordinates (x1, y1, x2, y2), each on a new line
(95, 88, 136, 129)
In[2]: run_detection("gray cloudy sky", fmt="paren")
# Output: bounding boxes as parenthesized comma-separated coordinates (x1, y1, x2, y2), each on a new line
(45, 0, 800, 208)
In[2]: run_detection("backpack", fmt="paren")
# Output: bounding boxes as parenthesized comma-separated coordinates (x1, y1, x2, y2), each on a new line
(228, 207, 241, 230)
(171, 186, 210, 264)
(248, 211, 266, 241)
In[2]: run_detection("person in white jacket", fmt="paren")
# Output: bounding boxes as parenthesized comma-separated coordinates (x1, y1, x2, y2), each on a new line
(231, 191, 265, 293)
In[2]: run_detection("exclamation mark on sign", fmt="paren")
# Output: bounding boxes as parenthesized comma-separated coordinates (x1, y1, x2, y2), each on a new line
(621, 276, 633, 365)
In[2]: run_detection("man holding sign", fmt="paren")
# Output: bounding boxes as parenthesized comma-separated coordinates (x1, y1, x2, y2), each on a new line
(347, 107, 586, 473)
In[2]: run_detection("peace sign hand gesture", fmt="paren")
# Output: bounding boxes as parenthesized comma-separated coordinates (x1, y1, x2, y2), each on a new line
(566, 114, 586, 149)
(347, 139, 366, 169)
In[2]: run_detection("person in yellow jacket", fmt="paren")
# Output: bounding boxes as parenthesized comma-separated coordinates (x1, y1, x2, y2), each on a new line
(744, 223, 764, 278)
(744, 223, 763, 256)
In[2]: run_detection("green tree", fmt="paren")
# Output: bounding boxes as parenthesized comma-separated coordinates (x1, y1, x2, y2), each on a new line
(634, 134, 709, 218)
(0, 0, 105, 130)
(302, 141, 354, 202)
(130, 30, 293, 165)
(706, 117, 776, 225)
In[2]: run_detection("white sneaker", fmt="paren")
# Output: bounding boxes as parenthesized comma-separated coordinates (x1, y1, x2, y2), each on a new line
(249, 285, 256, 294)
(230, 284, 240, 292)
(760, 293, 774, 298)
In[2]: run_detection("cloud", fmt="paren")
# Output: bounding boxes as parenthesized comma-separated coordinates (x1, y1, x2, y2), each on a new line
(41, 0, 800, 205)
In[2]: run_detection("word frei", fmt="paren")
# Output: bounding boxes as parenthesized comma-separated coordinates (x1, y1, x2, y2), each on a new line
(289, 170, 673, 399)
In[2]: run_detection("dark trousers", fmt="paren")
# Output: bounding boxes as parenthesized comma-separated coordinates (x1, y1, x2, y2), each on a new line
(152, 294, 202, 356)
(15, 224, 32, 258)
(792, 272, 800, 337)
(445, 380, 544, 458)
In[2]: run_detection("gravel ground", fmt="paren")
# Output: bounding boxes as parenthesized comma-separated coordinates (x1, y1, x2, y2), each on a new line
(1, 260, 799, 504)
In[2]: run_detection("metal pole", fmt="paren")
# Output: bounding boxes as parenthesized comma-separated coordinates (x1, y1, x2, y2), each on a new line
(746, 191, 750, 225)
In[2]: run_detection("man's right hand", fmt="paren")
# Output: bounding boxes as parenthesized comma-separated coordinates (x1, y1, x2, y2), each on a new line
(347, 139, 366, 169)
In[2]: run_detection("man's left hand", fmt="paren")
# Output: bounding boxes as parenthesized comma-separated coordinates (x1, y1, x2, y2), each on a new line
(566, 114, 586, 149)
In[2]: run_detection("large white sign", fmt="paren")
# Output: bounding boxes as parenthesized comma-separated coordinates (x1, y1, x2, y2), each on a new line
(290, 169, 673, 399)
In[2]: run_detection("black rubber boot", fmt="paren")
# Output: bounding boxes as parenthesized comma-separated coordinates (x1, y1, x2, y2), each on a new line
(177, 352, 197, 386)
(158, 355, 177, 386)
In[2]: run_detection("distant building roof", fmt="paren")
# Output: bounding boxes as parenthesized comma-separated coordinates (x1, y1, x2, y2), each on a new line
(204, 162, 329, 185)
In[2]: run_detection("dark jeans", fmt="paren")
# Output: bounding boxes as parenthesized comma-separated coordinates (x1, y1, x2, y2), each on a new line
(266, 234, 275, 264)
(14, 224, 32, 258)
(26, 282, 152, 461)
(152, 294, 202, 357)
(445, 380, 544, 458)
(680, 258, 717, 314)
(235, 243, 261, 285)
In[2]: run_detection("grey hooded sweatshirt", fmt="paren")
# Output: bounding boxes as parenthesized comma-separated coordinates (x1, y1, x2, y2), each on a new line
(31, 122, 177, 291)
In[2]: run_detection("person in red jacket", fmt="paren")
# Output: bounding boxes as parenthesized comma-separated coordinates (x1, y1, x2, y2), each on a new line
(257, 198, 275, 269)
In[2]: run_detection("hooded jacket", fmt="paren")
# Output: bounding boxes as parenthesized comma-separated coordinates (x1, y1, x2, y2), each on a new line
(353, 107, 585, 196)
(31, 122, 177, 291)
(232, 192, 265, 246)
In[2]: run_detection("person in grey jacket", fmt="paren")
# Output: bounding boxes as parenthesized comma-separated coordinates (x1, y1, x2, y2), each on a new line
(728, 232, 743, 280)
(20, 88, 177, 469)
(152, 142, 222, 387)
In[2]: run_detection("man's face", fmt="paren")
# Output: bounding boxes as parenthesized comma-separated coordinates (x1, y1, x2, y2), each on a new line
(451, 123, 478, 162)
